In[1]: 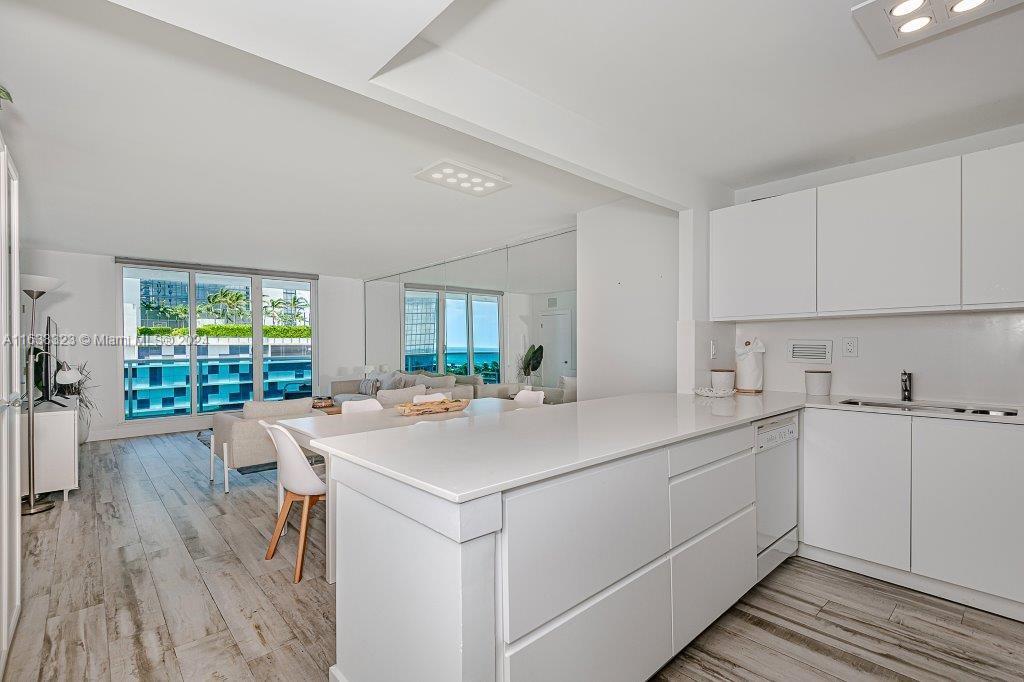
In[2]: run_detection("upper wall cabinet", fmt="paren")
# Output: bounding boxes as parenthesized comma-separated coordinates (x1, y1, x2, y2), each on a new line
(710, 189, 817, 320)
(963, 141, 1024, 308)
(816, 157, 961, 315)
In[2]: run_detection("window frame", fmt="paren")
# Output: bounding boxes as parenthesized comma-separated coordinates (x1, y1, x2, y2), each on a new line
(400, 283, 502, 382)
(118, 262, 317, 422)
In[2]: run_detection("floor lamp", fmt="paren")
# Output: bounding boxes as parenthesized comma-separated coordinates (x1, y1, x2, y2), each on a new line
(21, 274, 63, 515)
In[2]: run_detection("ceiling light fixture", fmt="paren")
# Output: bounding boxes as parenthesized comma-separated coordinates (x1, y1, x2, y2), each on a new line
(853, 0, 1021, 54)
(890, 0, 925, 15)
(415, 159, 511, 197)
(951, 0, 987, 11)
(899, 15, 932, 30)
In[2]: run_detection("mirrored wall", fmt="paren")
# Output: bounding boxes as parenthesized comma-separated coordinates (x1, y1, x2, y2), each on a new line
(364, 230, 577, 390)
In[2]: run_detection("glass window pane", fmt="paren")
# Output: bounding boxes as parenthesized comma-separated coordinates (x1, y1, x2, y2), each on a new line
(444, 292, 468, 376)
(197, 274, 253, 413)
(123, 267, 191, 419)
(471, 294, 501, 384)
(404, 290, 438, 373)
(262, 279, 312, 401)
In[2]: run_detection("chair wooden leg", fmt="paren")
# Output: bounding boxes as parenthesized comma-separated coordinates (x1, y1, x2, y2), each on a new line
(266, 492, 296, 560)
(209, 435, 215, 482)
(294, 494, 314, 583)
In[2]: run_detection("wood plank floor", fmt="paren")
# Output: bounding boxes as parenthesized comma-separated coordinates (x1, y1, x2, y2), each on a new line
(5, 433, 334, 681)
(7, 433, 1024, 681)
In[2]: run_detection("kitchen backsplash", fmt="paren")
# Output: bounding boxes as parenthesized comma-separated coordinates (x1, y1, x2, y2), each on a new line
(736, 310, 1024, 405)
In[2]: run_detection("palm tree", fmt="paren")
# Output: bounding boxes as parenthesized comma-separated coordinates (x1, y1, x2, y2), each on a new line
(288, 294, 309, 325)
(263, 297, 287, 325)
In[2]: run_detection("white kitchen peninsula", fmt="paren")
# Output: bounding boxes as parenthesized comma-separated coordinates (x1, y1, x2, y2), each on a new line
(310, 392, 806, 682)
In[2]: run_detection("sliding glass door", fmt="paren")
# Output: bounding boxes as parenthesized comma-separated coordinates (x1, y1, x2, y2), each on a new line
(403, 287, 501, 383)
(122, 265, 315, 420)
(471, 294, 501, 383)
(123, 267, 192, 419)
(262, 279, 313, 401)
(196, 273, 253, 413)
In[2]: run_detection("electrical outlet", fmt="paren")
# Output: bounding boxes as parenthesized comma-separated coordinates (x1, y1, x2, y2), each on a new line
(710, 339, 717, 360)
(842, 337, 859, 358)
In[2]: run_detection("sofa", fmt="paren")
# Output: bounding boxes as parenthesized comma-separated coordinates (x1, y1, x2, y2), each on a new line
(331, 369, 474, 405)
(211, 397, 325, 492)
(477, 383, 565, 404)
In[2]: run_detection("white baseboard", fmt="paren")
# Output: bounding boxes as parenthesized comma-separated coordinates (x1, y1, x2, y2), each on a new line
(798, 543, 1024, 622)
(88, 415, 214, 442)
(329, 665, 348, 682)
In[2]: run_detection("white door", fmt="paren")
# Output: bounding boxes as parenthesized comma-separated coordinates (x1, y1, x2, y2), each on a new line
(802, 409, 911, 570)
(710, 188, 817, 320)
(816, 156, 961, 314)
(538, 311, 571, 388)
(962, 140, 1024, 307)
(0, 129, 21, 668)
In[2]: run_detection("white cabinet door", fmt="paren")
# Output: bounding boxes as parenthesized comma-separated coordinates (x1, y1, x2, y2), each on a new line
(817, 157, 961, 314)
(710, 189, 817, 320)
(911, 418, 1024, 602)
(802, 409, 911, 570)
(963, 140, 1024, 307)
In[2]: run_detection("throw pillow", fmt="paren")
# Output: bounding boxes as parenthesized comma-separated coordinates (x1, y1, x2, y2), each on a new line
(357, 378, 379, 396)
(376, 384, 426, 408)
(419, 374, 457, 390)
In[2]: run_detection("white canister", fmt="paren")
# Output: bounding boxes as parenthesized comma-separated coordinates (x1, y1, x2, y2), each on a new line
(805, 370, 832, 396)
(711, 369, 736, 392)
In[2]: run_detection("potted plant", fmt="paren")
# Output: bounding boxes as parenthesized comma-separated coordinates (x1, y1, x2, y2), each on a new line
(518, 344, 544, 388)
(54, 361, 99, 444)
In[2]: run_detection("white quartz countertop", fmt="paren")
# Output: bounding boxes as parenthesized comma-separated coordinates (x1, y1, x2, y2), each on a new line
(310, 391, 807, 503)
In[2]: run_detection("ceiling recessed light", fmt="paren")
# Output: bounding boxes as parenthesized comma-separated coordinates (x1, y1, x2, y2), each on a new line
(951, 0, 986, 11)
(415, 159, 511, 197)
(899, 15, 931, 31)
(890, 0, 925, 15)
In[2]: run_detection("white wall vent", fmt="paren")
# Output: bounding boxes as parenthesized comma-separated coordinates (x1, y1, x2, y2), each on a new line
(547, 297, 558, 308)
(786, 339, 833, 364)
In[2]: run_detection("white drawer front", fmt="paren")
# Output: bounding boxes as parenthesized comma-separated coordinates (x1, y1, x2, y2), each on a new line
(670, 452, 754, 548)
(668, 425, 752, 477)
(505, 558, 672, 682)
(502, 449, 669, 642)
(672, 507, 756, 652)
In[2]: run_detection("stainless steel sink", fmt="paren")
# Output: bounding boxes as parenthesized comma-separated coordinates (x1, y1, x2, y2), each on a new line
(838, 399, 1017, 417)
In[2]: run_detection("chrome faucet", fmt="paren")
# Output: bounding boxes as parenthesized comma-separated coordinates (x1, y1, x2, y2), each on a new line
(900, 370, 912, 402)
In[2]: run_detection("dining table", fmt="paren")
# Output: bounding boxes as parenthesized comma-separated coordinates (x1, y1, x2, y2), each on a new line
(275, 397, 529, 583)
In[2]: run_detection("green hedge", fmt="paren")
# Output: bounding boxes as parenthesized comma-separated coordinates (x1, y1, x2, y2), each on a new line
(137, 324, 311, 339)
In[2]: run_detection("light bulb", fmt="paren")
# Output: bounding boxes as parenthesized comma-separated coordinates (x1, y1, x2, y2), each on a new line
(446, 177, 458, 183)
(890, 0, 924, 16)
(431, 173, 443, 179)
(899, 15, 931, 32)
(473, 186, 484, 192)
(484, 182, 495, 188)
(442, 168, 454, 174)
(457, 172, 469, 179)
(460, 182, 471, 188)
(471, 177, 482, 183)
(951, 0, 986, 11)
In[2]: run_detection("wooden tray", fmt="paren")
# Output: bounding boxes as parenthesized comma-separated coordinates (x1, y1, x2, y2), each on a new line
(395, 399, 470, 416)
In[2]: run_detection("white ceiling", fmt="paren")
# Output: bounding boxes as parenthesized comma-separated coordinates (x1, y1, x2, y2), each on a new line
(0, 0, 620, 279)
(419, 0, 1024, 188)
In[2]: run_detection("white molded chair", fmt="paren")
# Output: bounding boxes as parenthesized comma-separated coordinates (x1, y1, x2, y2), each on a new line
(259, 420, 328, 582)
(513, 389, 545, 407)
(341, 398, 383, 414)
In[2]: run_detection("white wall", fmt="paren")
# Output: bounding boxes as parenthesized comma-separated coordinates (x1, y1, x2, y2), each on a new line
(738, 311, 1024, 405)
(577, 198, 679, 400)
(364, 278, 401, 372)
(316, 274, 365, 389)
(21, 248, 364, 440)
(20, 249, 123, 438)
